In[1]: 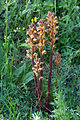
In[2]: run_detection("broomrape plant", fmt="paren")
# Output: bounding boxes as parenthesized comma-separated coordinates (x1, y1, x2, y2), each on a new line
(54, 52, 61, 89)
(45, 11, 59, 109)
(26, 11, 60, 110)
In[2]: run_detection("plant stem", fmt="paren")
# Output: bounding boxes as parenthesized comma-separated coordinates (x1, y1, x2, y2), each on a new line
(39, 37, 43, 110)
(32, 47, 41, 108)
(55, 0, 56, 15)
(5, 0, 8, 65)
(37, 77, 41, 109)
(32, 47, 38, 103)
(40, 37, 43, 92)
(56, 66, 58, 88)
(46, 42, 53, 108)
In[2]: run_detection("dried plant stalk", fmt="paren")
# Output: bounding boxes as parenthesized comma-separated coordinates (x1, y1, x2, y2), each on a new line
(25, 11, 59, 111)
(32, 54, 43, 109)
(46, 11, 59, 109)
(54, 52, 61, 88)
(26, 23, 39, 103)
(26, 22, 45, 109)
(37, 19, 47, 98)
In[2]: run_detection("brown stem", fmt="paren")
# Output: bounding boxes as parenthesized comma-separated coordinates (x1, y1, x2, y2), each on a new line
(37, 62, 42, 109)
(37, 48, 43, 110)
(32, 47, 38, 103)
(37, 77, 42, 109)
(40, 35, 43, 91)
(56, 66, 58, 89)
(40, 50, 43, 91)
(46, 42, 53, 109)
(39, 36, 43, 109)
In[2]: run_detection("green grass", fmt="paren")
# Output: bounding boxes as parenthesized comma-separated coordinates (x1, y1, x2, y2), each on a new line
(0, 0, 80, 119)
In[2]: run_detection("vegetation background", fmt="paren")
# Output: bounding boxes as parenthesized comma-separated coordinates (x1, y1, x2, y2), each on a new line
(0, 0, 80, 119)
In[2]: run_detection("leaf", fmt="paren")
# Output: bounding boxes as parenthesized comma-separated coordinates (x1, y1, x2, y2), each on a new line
(22, 71, 34, 85)
(20, 43, 30, 48)
(14, 63, 25, 78)
(0, 105, 4, 114)
(16, 112, 20, 120)
(19, 29, 26, 39)
(0, 41, 4, 74)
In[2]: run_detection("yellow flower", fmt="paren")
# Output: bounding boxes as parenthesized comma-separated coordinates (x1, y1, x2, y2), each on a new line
(22, 27, 25, 30)
(34, 17, 37, 22)
(31, 18, 33, 23)
(16, 27, 18, 30)
(13, 30, 17, 33)
(18, 30, 20, 32)
(19, 27, 20, 29)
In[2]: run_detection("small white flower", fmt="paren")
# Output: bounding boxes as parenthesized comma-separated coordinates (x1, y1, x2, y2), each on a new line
(30, 34, 34, 38)
(35, 115, 40, 120)
(34, 31, 37, 33)
(33, 38, 37, 42)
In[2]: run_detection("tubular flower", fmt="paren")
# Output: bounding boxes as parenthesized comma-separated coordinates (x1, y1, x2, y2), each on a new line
(46, 11, 59, 44)
(25, 23, 38, 60)
(32, 54, 43, 78)
(54, 52, 61, 67)
(37, 19, 48, 50)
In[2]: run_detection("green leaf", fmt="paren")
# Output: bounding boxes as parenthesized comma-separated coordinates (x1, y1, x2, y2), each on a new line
(20, 43, 30, 48)
(22, 71, 34, 85)
(14, 63, 25, 78)
(19, 29, 26, 39)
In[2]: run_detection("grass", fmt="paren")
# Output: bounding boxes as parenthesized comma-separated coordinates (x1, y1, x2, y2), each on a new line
(0, 0, 80, 119)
